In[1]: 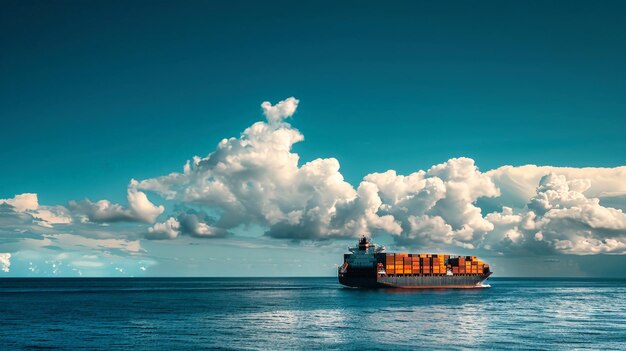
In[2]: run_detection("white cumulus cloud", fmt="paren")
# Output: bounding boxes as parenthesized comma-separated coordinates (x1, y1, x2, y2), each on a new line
(486, 165, 626, 208)
(4, 97, 625, 259)
(136, 97, 364, 240)
(133, 97, 626, 255)
(361, 158, 499, 248)
(483, 173, 626, 255)
(147, 217, 180, 240)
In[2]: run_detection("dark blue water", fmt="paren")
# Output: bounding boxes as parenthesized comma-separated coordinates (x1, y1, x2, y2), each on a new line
(1, 278, 625, 350)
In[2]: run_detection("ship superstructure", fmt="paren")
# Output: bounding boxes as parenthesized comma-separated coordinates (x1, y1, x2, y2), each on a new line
(338, 237, 492, 288)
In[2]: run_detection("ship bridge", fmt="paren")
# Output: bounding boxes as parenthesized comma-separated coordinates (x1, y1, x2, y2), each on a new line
(345, 236, 384, 269)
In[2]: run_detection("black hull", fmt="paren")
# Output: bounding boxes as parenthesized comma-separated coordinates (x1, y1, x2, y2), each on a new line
(339, 271, 491, 289)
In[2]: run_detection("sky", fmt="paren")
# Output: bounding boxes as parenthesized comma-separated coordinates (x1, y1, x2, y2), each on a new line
(1, 1, 625, 277)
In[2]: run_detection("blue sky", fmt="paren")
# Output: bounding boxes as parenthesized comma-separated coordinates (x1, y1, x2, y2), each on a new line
(1, 1, 625, 277)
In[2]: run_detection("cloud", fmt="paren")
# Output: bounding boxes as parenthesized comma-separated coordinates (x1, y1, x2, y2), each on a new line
(0, 226, 148, 276)
(133, 97, 626, 255)
(16, 233, 143, 254)
(69, 181, 164, 223)
(178, 210, 228, 238)
(524, 174, 626, 254)
(363, 158, 500, 249)
(486, 165, 626, 208)
(261, 97, 299, 124)
(145, 209, 230, 240)
(147, 217, 180, 240)
(132, 99, 501, 245)
(0, 253, 10, 272)
(482, 173, 626, 255)
(2, 97, 625, 260)
(0, 193, 38, 211)
(0, 193, 72, 227)
(136, 97, 364, 240)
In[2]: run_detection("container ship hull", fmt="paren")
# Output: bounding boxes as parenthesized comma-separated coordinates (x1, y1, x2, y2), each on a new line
(339, 269, 491, 289)
(338, 237, 493, 289)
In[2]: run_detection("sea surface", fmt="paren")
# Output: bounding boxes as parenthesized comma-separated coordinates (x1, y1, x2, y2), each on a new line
(1, 277, 625, 350)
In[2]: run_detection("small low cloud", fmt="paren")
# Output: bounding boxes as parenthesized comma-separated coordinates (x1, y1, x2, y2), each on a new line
(146, 209, 229, 240)
(261, 96, 299, 124)
(147, 217, 180, 240)
(0, 253, 11, 272)
(69, 180, 164, 224)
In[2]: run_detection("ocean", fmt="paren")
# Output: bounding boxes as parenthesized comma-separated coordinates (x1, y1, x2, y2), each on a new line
(1, 277, 625, 350)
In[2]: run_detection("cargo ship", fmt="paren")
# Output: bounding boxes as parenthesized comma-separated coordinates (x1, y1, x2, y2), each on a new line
(338, 237, 492, 289)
